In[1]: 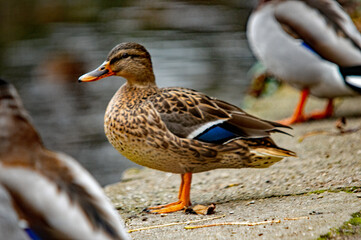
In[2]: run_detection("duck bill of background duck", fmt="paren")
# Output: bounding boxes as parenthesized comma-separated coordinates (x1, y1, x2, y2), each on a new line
(78, 61, 115, 82)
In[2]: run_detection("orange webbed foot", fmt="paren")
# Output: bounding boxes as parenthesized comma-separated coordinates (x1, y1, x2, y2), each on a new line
(277, 89, 334, 125)
(278, 114, 307, 125)
(278, 98, 333, 125)
(145, 200, 190, 214)
(277, 89, 309, 126)
(307, 99, 333, 120)
(145, 172, 192, 214)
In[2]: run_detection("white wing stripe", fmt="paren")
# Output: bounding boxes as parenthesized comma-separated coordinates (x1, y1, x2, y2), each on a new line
(186, 119, 225, 139)
(346, 76, 361, 89)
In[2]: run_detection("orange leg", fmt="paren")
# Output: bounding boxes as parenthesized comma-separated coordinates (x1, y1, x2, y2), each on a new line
(278, 89, 309, 125)
(146, 173, 192, 214)
(278, 89, 334, 125)
(308, 99, 333, 120)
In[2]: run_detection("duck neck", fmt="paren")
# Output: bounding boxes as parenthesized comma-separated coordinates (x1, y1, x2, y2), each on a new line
(124, 70, 157, 88)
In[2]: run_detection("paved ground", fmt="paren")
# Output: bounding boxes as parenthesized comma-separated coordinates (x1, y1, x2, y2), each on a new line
(104, 86, 361, 240)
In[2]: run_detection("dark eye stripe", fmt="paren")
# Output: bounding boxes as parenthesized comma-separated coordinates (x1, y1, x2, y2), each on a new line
(109, 54, 140, 64)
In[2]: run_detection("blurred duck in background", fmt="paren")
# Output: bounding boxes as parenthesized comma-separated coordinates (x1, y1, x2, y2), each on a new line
(0, 79, 129, 239)
(247, 0, 361, 125)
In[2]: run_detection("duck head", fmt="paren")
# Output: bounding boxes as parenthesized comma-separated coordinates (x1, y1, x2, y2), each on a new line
(79, 42, 156, 87)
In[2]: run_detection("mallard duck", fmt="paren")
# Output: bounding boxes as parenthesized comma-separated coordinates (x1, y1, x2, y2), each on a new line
(78, 42, 296, 214)
(247, 0, 361, 125)
(0, 79, 129, 239)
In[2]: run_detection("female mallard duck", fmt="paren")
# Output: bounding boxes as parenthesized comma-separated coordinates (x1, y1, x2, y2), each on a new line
(247, 0, 361, 125)
(78, 42, 296, 214)
(0, 79, 129, 239)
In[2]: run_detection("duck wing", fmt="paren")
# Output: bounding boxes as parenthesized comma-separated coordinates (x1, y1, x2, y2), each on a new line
(151, 87, 290, 144)
(306, 0, 361, 49)
(274, 0, 361, 66)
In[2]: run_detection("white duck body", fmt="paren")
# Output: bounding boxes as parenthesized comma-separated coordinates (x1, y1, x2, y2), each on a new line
(247, 0, 361, 98)
(0, 185, 28, 240)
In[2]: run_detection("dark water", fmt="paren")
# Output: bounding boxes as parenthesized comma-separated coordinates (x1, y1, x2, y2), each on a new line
(0, 1, 257, 185)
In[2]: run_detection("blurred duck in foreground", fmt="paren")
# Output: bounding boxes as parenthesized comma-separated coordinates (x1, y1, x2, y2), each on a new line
(79, 42, 296, 214)
(0, 185, 28, 239)
(247, 0, 361, 125)
(0, 79, 129, 239)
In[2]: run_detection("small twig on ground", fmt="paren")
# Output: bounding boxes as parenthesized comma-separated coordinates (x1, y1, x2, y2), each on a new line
(128, 215, 226, 233)
(298, 117, 361, 142)
(284, 216, 309, 221)
(185, 216, 310, 230)
(298, 130, 329, 142)
(185, 219, 281, 229)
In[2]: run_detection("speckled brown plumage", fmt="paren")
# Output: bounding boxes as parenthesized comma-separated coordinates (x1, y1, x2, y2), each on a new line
(79, 42, 296, 213)
(104, 84, 293, 173)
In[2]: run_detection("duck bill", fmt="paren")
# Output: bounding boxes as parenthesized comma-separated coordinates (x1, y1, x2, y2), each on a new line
(78, 61, 115, 82)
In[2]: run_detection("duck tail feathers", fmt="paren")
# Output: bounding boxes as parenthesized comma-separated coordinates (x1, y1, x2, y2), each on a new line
(339, 66, 361, 93)
(252, 147, 297, 158)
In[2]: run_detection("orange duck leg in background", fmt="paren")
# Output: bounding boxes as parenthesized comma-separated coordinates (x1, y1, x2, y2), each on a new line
(278, 89, 333, 125)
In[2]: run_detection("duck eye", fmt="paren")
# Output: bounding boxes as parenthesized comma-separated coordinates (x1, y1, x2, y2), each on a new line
(122, 53, 129, 58)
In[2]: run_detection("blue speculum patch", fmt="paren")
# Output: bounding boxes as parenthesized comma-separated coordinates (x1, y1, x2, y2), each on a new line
(25, 228, 41, 240)
(195, 125, 237, 143)
(301, 41, 317, 54)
